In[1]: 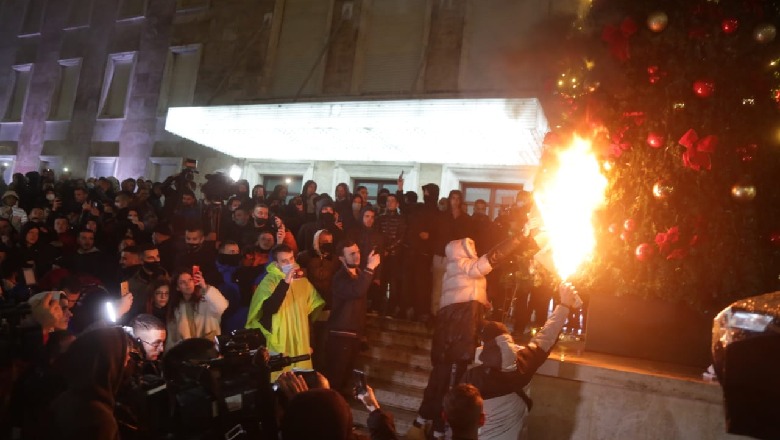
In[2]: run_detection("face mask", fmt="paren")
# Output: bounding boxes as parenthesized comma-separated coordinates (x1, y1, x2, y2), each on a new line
(319, 212, 335, 225)
(46, 194, 55, 201)
(218, 254, 242, 266)
(143, 261, 163, 274)
(254, 217, 267, 227)
(424, 195, 438, 206)
(280, 263, 297, 275)
(187, 243, 201, 252)
(319, 242, 334, 256)
(352, 203, 361, 211)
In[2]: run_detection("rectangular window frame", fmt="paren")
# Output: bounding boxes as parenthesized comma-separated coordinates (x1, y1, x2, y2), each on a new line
(48, 58, 82, 121)
(460, 182, 526, 219)
(3, 64, 34, 122)
(157, 44, 202, 115)
(97, 52, 136, 120)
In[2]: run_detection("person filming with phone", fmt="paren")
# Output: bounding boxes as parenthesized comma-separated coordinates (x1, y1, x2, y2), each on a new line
(246, 243, 324, 379)
(323, 239, 380, 392)
(165, 266, 228, 350)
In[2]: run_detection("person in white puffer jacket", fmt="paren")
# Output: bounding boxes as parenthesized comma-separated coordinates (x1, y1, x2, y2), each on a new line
(409, 234, 532, 440)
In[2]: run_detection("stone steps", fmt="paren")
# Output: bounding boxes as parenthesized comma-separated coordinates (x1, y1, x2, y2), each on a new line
(351, 316, 434, 438)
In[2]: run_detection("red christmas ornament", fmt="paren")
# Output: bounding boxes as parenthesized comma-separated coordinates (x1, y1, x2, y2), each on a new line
(721, 18, 739, 35)
(770, 231, 780, 247)
(623, 219, 636, 232)
(635, 243, 654, 261)
(693, 79, 715, 98)
(646, 132, 665, 148)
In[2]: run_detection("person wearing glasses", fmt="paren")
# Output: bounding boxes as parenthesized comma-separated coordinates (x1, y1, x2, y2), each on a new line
(130, 313, 167, 361)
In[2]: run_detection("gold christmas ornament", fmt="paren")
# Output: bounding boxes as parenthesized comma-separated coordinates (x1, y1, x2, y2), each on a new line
(753, 23, 777, 43)
(731, 183, 757, 202)
(647, 11, 669, 32)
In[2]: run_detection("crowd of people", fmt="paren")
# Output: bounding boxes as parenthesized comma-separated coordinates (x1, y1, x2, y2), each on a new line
(0, 163, 581, 440)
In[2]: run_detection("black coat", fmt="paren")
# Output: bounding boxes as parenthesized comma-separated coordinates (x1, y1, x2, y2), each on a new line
(328, 266, 374, 337)
(431, 301, 485, 365)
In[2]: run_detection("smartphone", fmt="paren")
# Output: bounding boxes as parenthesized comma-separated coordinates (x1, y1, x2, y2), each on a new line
(293, 369, 319, 389)
(120, 281, 130, 297)
(353, 369, 367, 396)
(22, 267, 36, 286)
(192, 265, 200, 275)
(399, 170, 404, 179)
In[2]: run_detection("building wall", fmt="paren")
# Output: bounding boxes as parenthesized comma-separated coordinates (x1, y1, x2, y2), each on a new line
(0, 0, 582, 190)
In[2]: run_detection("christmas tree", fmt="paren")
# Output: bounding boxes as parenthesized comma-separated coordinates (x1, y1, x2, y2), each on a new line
(530, 0, 780, 313)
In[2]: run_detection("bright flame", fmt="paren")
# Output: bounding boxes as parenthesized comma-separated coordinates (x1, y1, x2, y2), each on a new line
(533, 136, 607, 280)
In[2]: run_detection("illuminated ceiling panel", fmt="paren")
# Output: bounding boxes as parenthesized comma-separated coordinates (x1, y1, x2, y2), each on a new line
(165, 98, 548, 166)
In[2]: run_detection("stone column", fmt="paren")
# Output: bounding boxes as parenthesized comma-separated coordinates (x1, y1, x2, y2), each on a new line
(14, 0, 68, 173)
(116, 0, 176, 180)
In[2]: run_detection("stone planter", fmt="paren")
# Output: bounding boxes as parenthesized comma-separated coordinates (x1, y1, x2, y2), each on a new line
(585, 293, 714, 368)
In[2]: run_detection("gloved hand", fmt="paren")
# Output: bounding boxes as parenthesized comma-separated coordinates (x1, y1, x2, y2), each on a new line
(558, 282, 583, 309)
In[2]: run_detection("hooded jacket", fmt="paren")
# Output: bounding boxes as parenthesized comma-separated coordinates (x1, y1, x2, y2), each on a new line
(45, 327, 129, 440)
(296, 229, 340, 308)
(439, 238, 493, 310)
(166, 285, 229, 350)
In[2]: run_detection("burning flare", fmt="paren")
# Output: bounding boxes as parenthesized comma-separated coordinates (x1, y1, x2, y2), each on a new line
(533, 135, 608, 280)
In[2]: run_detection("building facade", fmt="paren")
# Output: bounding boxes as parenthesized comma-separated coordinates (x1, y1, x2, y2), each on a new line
(0, 0, 582, 211)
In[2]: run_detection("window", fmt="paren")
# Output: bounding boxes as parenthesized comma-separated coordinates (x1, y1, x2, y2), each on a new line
(353, 179, 397, 204)
(148, 157, 182, 182)
(157, 45, 201, 114)
(20, 0, 45, 36)
(49, 59, 81, 120)
(65, 0, 93, 29)
(98, 53, 135, 119)
(461, 183, 525, 219)
(117, 0, 146, 20)
(87, 156, 118, 178)
(263, 176, 303, 203)
(4, 65, 33, 122)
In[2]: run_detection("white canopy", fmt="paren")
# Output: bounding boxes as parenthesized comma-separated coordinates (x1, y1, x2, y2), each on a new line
(165, 98, 548, 166)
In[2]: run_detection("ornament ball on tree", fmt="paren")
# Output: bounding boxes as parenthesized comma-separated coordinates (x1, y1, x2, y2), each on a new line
(635, 243, 655, 261)
(721, 18, 739, 35)
(731, 183, 757, 202)
(652, 182, 674, 200)
(646, 11, 668, 32)
(693, 79, 715, 98)
(646, 132, 665, 148)
(624, 218, 636, 232)
(753, 23, 777, 43)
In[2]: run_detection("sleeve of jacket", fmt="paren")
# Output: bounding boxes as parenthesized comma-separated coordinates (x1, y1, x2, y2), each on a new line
(246, 275, 279, 332)
(203, 285, 229, 317)
(529, 304, 569, 352)
(456, 254, 493, 279)
(333, 268, 375, 301)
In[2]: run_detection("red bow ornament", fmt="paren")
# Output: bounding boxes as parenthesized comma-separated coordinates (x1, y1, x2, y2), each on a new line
(602, 18, 638, 62)
(679, 129, 717, 171)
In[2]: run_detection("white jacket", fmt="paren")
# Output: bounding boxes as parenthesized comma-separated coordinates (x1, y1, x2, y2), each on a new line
(166, 285, 229, 349)
(439, 238, 493, 310)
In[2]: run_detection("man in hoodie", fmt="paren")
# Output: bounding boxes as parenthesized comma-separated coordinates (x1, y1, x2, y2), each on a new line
(0, 190, 28, 231)
(347, 206, 385, 314)
(297, 229, 340, 370)
(402, 183, 439, 322)
(296, 198, 344, 253)
(408, 232, 530, 440)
